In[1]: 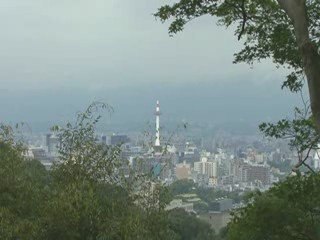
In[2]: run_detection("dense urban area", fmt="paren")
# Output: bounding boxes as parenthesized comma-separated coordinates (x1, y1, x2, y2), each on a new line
(19, 101, 320, 235)
(2, 0, 320, 239)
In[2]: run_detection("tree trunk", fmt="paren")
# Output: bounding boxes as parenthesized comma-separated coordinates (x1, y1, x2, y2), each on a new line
(277, 0, 320, 132)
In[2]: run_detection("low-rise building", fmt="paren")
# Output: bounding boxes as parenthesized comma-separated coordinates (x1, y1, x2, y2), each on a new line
(175, 161, 191, 180)
(165, 199, 194, 212)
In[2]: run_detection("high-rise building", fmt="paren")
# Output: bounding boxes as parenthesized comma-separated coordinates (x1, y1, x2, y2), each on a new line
(101, 135, 108, 145)
(194, 157, 218, 178)
(46, 133, 59, 155)
(231, 159, 270, 185)
(110, 134, 130, 145)
(245, 164, 270, 185)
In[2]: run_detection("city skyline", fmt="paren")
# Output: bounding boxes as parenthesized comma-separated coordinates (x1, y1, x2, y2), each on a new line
(0, 0, 303, 128)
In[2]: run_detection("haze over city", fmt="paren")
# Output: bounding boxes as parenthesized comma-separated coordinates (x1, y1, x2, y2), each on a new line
(0, 0, 301, 131)
(2, 1, 320, 239)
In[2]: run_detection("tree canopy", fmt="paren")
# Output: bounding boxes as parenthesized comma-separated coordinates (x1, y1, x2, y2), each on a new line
(155, 0, 320, 132)
(227, 173, 320, 240)
(0, 105, 219, 240)
(155, 2, 320, 239)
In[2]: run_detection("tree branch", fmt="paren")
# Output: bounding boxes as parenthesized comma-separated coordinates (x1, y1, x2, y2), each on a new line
(293, 137, 319, 174)
(238, 0, 247, 40)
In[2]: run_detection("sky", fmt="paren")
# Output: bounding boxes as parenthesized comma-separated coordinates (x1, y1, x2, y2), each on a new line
(0, 0, 302, 132)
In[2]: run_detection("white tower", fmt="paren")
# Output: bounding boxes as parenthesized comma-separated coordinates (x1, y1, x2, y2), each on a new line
(155, 100, 161, 147)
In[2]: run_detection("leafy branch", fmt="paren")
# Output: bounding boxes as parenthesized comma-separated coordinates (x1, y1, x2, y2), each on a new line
(260, 106, 319, 174)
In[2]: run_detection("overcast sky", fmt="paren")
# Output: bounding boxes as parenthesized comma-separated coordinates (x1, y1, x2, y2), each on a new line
(0, 0, 301, 131)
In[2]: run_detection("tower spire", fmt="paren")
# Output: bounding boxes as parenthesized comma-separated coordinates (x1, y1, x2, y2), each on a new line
(155, 100, 161, 147)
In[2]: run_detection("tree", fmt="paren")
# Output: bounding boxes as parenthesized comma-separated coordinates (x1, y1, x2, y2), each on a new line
(227, 173, 320, 240)
(260, 106, 319, 174)
(169, 179, 196, 196)
(0, 125, 48, 240)
(45, 103, 175, 240)
(155, 0, 320, 132)
(155, 6, 320, 239)
(168, 208, 217, 240)
(0, 105, 180, 239)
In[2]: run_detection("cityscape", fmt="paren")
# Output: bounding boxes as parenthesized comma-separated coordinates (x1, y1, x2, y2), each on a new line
(22, 100, 320, 232)
(1, 1, 320, 239)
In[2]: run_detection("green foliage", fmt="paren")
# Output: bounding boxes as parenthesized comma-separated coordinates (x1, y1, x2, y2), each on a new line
(155, 0, 320, 92)
(169, 179, 244, 212)
(193, 201, 209, 213)
(196, 188, 242, 205)
(51, 102, 121, 185)
(0, 104, 216, 239)
(154, 2, 320, 239)
(260, 108, 318, 151)
(168, 208, 216, 240)
(0, 126, 47, 239)
(268, 159, 292, 173)
(281, 71, 304, 93)
(155, 0, 320, 171)
(44, 103, 176, 239)
(260, 107, 319, 173)
(169, 179, 196, 196)
(217, 226, 228, 240)
(227, 173, 320, 240)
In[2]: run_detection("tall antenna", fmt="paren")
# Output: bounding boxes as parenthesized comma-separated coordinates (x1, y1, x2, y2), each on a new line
(155, 100, 161, 147)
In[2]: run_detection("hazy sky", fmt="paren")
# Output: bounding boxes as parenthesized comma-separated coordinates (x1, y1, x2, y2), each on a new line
(0, 0, 301, 131)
